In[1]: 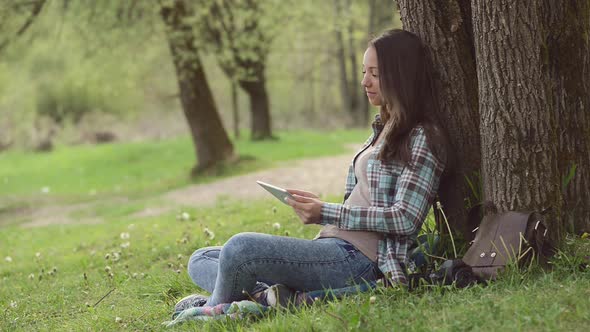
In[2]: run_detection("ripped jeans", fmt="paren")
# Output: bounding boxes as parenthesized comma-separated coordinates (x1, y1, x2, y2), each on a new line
(187, 232, 381, 306)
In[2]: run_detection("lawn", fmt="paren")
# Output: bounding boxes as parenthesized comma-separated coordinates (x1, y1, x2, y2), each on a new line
(0, 130, 589, 331)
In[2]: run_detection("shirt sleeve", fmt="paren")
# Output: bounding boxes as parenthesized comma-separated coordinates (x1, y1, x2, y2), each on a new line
(319, 129, 444, 236)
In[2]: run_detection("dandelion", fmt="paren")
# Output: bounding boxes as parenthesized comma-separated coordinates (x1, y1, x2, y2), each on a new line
(28, 273, 35, 280)
(120, 242, 130, 249)
(115, 317, 122, 323)
(4, 256, 12, 262)
(35, 252, 41, 258)
(203, 228, 215, 240)
(112, 252, 120, 262)
(108, 272, 114, 279)
(104, 253, 110, 260)
(177, 254, 183, 260)
(181, 212, 190, 221)
(85, 302, 91, 307)
(120, 232, 130, 240)
(369, 296, 377, 304)
(139, 273, 145, 279)
(9, 301, 17, 308)
(272, 223, 281, 230)
(132, 273, 138, 279)
(41, 186, 50, 194)
(105, 266, 112, 273)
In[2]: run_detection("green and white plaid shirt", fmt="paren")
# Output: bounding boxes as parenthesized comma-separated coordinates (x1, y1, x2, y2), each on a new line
(320, 117, 445, 285)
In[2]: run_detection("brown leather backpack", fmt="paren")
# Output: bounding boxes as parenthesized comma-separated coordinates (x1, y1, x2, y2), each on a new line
(462, 202, 556, 280)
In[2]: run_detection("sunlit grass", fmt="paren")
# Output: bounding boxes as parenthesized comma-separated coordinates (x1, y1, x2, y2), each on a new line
(0, 129, 367, 203)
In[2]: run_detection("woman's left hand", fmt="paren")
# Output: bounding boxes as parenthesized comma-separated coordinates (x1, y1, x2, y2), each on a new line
(285, 190, 323, 225)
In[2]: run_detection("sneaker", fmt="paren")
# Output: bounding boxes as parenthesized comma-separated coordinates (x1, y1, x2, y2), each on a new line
(253, 284, 296, 308)
(174, 294, 208, 312)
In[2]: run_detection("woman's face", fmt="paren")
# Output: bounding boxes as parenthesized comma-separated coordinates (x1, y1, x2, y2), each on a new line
(361, 46, 382, 106)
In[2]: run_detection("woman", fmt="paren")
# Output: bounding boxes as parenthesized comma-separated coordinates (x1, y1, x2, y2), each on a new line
(175, 29, 448, 311)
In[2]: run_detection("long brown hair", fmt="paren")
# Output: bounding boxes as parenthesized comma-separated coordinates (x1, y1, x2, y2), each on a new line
(370, 29, 448, 166)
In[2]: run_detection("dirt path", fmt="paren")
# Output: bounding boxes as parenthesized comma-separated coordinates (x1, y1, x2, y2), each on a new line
(18, 149, 356, 227)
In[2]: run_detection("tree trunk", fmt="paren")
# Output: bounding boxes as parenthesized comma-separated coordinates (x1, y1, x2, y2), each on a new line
(345, 0, 361, 126)
(545, 1, 590, 234)
(334, 0, 353, 125)
(231, 80, 240, 139)
(160, 0, 235, 174)
(397, 0, 481, 240)
(472, 0, 564, 243)
(239, 78, 273, 141)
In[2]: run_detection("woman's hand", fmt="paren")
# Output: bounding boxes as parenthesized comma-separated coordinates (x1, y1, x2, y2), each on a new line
(285, 189, 323, 224)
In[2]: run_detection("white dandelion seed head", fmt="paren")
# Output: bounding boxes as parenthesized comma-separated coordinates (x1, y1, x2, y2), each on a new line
(120, 232, 130, 240)
(35, 252, 41, 258)
(104, 253, 110, 260)
(9, 301, 17, 308)
(4, 256, 12, 263)
(105, 266, 111, 273)
(28, 273, 35, 280)
(41, 186, 50, 194)
(369, 296, 376, 304)
(120, 242, 130, 249)
(115, 317, 122, 323)
(272, 223, 281, 230)
(181, 212, 190, 221)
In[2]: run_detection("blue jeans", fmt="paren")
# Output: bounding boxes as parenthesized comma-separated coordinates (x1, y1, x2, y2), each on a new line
(187, 232, 381, 306)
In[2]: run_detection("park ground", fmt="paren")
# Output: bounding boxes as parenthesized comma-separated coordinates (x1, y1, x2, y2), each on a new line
(0, 130, 589, 331)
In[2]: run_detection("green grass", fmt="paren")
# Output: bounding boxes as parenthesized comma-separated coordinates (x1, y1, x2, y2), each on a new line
(0, 197, 589, 331)
(0, 129, 367, 203)
(1, 130, 589, 331)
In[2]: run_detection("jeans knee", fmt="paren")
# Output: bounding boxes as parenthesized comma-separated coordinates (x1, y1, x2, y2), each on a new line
(188, 247, 219, 272)
(219, 232, 259, 267)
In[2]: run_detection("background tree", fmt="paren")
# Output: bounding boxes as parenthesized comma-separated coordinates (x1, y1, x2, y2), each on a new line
(333, 0, 364, 127)
(159, 0, 236, 173)
(195, 0, 280, 140)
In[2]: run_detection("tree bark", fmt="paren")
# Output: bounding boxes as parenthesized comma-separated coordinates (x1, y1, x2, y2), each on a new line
(545, 1, 590, 234)
(160, 0, 235, 174)
(239, 78, 273, 141)
(397, 0, 481, 240)
(472, 0, 563, 242)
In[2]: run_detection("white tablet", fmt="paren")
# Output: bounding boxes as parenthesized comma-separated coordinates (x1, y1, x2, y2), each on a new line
(256, 181, 294, 205)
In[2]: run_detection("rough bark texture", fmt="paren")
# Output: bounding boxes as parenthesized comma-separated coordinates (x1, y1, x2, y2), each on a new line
(397, 0, 481, 240)
(545, 1, 590, 233)
(472, 0, 563, 242)
(160, 0, 235, 174)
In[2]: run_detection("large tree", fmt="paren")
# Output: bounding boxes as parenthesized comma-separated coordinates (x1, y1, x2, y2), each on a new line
(546, 0, 590, 234)
(472, 0, 563, 241)
(159, 0, 236, 174)
(397, 0, 590, 243)
(397, 0, 480, 240)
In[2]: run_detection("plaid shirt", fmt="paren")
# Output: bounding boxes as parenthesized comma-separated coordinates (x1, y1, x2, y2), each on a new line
(320, 117, 445, 285)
